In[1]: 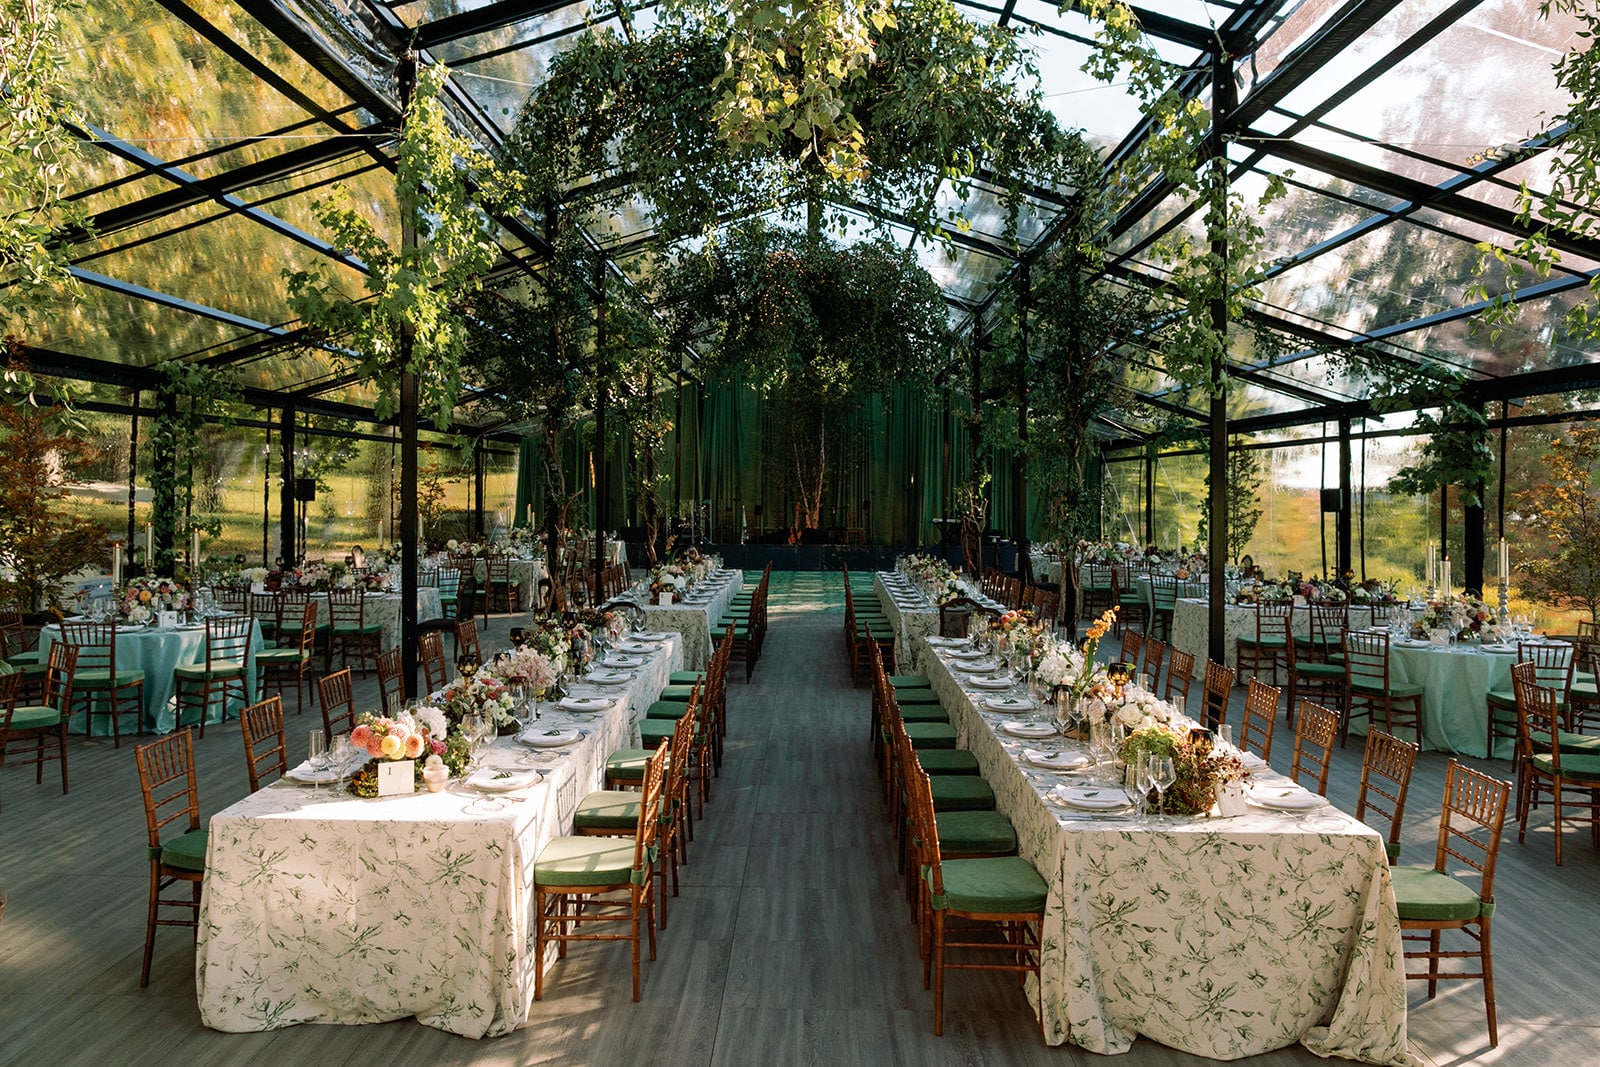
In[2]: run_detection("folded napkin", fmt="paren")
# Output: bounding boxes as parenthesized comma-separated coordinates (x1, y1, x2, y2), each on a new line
(465, 766, 540, 793)
(284, 759, 341, 784)
(1245, 784, 1325, 810)
(1023, 748, 1089, 770)
(559, 696, 614, 712)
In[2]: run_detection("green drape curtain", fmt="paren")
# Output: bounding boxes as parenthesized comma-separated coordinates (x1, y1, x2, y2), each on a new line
(512, 380, 1063, 547)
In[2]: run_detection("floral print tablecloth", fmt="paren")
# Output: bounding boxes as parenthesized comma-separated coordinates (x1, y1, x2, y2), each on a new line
(920, 641, 1415, 1064)
(195, 636, 682, 1036)
(874, 572, 939, 675)
(641, 569, 743, 670)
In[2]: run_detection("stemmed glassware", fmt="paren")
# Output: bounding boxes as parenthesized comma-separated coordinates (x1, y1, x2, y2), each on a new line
(1126, 751, 1152, 825)
(1148, 756, 1176, 822)
(307, 730, 328, 793)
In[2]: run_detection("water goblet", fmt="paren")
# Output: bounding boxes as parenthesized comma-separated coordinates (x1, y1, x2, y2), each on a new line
(1149, 756, 1176, 822)
(330, 733, 353, 776)
(307, 730, 327, 793)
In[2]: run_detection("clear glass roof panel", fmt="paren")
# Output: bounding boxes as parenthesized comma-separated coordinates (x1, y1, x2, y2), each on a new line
(17, 280, 272, 366)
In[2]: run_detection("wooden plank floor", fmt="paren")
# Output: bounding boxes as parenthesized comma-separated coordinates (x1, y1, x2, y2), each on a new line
(1, 585, 1590, 1066)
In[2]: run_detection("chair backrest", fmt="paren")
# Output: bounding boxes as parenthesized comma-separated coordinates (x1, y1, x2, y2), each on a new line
(1140, 636, 1166, 691)
(435, 565, 462, 597)
(1290, 700, 1338, 795)
(419, 631, 447, 693)
(1121, 628, 1145, 670)
(377, 647, 404, 715)
(59, 620, 117, 674)
(247, 592, 279, 629)
(938, 596, 981, 639)
(317, 668, 356, 741)
(0, 669, 20, 724)
(134, 728, 200, 851)
(240, 695, 288, 793)
(1080, 563, 1112, 594)
(1431, 760, 1511, 903)
(327, 587, 364, 627)
(0, 604, 36, 657)
(204, 614, 254, 672)
(633, 740, 670, 873)
(1516, 679, 1568, 771)
(1307, 602, 1349, 646)
(455, 617, 482, 663)
(418, 568, 440, 589)
(1517, 641, 1574, 699)
(1164, 648, 1196, 705)
(1240, 678, 1279, 762)
(1356, 729, 1418, 861)
(15, 642, 79, 724)
(1149, 574, 1179, 612)
(1254, 600, 1293, 639)
(1343, 629, 1391, 692)
(1201, 659, 1234, 729)
(280, 601, 319, 653)
(487, 556, 509, 584)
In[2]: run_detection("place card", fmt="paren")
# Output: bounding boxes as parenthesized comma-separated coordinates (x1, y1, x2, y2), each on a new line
(157, 610, 179, 629)
(377, 759, 416, 797)
(657, 592, 673, 606)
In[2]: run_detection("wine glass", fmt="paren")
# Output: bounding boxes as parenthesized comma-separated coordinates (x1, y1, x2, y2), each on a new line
(307, 730, 327, 793)
(330, 733, 352, 776)
(1148, 756, 1176, 822)
(1131, 751, 1154, 825)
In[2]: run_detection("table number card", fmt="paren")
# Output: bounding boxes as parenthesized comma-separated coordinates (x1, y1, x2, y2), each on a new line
(658, 592, 673, 606)
(378, 759, 416, 797)
(157, 610, 179, 629)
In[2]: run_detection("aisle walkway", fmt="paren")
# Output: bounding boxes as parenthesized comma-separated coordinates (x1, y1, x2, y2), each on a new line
(3, 576, 1588, 1064)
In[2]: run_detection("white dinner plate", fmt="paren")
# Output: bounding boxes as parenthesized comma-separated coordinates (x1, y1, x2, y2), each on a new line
(982, 696, 1036, 713)
(949, 649, 989, 661)
(587, 669, 633, 685)
(1052, 785, 1131, 810)
(925, 636, 968, 647)
(1479, 643, 1517, 654)
(518, 727, 582, 748)
(284, 759, 342, 785)
(969, 676, 1015, 690)
(464, 767, 541, 793)
(1024, 749, 1089, 770)
(605, 654, 646, 667)
(631, 632, 672, 642)
(559, 696, 614, 712)
(613, 641, 658, 654)
(1000, 720, 1057, 738)
(1246, 785, 1326, 810)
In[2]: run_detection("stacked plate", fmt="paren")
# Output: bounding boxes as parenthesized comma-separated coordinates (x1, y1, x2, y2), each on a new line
(464, 767, 541, 793)
(1050, 785, 1131, 810)
(613, 640, 658, 654)
(1023, 749, 1088, 771)
(982, 695, 1035, 713)
(518, 727, 582, 748)
(1244, 783, 1326, 810)
(587, 669, 632, 685)
(559, 696, 615, 712)
(969, 676, 1014, 690)
(1000, 720, 1057, 739)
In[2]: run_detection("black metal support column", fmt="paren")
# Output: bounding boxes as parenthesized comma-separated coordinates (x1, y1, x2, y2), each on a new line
(1206, 51, 1236, 670)
(1465, 402, 1486, 593)
(153, 388, 178, 575)
(126, 390, 140, 572)
(1014, 262, 1031, 584)
(593, 250, 610, 604)
(279, 405, 296, 566)
(1143, 450, 1155, 549)
(473, 438, 485, 538)
(1337, 415, 1352, 576)
(397, 52, 421, 696)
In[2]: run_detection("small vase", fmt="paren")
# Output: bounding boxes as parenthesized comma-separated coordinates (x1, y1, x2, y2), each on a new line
(422, 761, 448, 793)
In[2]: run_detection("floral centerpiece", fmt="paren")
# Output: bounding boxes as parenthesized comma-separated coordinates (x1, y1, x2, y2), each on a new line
(488, 644, 558, 694)
(901, 552, 954, 587)
(574, 606, 627, 642)
(346, 706, 468, 798)
(1121, 721, 1247, 816)
(1035, 608, 1117, 723)
(439, 673, 520, 734)
(1348, 577, 1397, 604)
(1412, 596, 1494, 641)
(649, 563, 689, 602)
(359, 571, 393, 593)
(933, 573, 967, 605)
(120, 577, 191, 624)
(1299, 577, 1347, 603)
(990, 609, 1045, 654)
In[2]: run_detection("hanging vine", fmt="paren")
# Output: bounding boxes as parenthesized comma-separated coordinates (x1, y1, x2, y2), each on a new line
(285, 63, 526, 426)
(148, 359, 239, 576)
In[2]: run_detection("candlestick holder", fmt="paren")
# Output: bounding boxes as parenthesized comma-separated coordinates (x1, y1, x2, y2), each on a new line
(1497, 577, 1510, 624)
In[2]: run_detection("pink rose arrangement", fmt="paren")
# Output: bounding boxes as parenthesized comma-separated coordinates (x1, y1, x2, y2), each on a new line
(350, 712, 443, 762)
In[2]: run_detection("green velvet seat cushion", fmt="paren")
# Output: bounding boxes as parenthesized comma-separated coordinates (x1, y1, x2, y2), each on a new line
(637, 719, 676, 747)
(1350, 679, 1426, 698)
(889, 675, 931, 689)
(896, 689, 943, 705)
(1557, 730, 1600, 754)
(1530, 751, 1600, 782)
(669, 671, 706, 685)
(1294, 663, 1346, 680)
(1237, 636, 1288, 648)
(904, 722, 958, 749)
(717, 625, 752, 639)
(173, 661, 247, 680)
(255, 647, 309, 664)
(914, 748, 981, 775)
(72, 667, 145, 688)
(572, 790, 640, 831)
(1391, 866, 1488, 922)
(2, 659, 48, 679)
(605, 748, 651, 783)
(934, 810, 1018, 856)
(656, 685, 695, 703)
(931, 856, 1048, 914)
(3, 650, 44, 666)
(155, 828, 208, 873)
(899, 704, 950, 724)
(534, 835, 638, 887)
(4, 704, 62, 730)
(645, 699, 694, 720)
(928, 774, 996, 811)
(332, 623, 384, 635)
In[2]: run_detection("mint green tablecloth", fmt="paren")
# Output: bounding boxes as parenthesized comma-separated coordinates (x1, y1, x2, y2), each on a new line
(39, 620, 264, 735)
(1381, 641, 1519, 759)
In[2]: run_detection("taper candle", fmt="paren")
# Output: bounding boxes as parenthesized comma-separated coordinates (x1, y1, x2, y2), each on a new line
(145, 522, 153, 563)
(191, 528, 201, 570)
(1499, 538, 1510, 580)
(112, 542, 122, 587)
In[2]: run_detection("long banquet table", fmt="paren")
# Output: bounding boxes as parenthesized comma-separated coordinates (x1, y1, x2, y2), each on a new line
(919, 638, 1412, 1064)
(640, 568, 743, 670)
(196, 632, 683, 1036)
(873, 571, 938, 674)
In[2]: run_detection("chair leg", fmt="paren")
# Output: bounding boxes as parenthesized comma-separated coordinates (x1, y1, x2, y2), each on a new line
(141, 864, 160, 987)
(1481, 921, 1498, 1048)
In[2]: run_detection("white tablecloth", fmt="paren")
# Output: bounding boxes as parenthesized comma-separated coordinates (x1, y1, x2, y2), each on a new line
(469, 557, 547, 611)
(641, 569, 743, 670)
(196, 634, 682, 1036)
(874, 572, 938, 674)
(919, 641, 1412, 1064)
